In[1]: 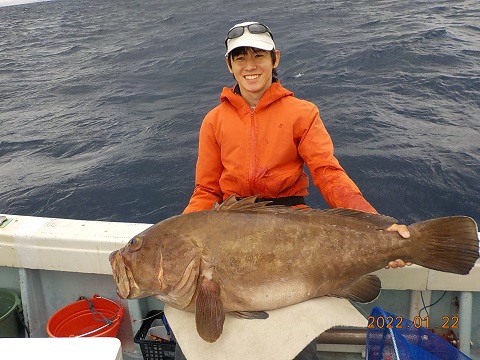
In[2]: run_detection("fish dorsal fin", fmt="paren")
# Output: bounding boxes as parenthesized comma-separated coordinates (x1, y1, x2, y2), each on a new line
(195, 276, 225, 343)
(327, 274, 381, 303)
(213, 196, 398, 229)
(213, 195, 275, 211)
(311, 208, 399, 230)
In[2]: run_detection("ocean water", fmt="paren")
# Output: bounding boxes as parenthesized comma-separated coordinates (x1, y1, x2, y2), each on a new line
(1, 0, 479, 225)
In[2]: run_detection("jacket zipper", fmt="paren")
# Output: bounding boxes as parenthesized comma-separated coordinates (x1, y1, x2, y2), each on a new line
(248, 108, 256, 195)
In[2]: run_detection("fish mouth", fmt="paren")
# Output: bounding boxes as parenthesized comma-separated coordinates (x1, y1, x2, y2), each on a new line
(110, 250, 141, 299)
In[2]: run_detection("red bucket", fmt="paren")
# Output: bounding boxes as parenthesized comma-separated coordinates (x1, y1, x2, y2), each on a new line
(46, 295, 124, 337)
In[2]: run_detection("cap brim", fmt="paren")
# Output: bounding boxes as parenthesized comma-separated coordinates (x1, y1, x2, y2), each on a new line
(225, 32, 275, 57)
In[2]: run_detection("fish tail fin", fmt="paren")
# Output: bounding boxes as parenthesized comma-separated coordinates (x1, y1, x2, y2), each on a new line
(409, 216, 479, 275)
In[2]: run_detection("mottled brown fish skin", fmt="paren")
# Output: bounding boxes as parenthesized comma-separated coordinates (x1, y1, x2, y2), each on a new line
(110, 196, 479, 342)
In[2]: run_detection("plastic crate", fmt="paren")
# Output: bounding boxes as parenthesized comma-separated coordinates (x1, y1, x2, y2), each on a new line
(134, 310, 176, 360)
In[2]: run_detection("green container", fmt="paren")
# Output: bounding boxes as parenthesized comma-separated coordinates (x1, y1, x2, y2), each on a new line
(0, 289, 24, 338)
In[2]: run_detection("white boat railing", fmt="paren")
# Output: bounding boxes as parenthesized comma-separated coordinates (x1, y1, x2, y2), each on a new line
(1, 214, 479, 357)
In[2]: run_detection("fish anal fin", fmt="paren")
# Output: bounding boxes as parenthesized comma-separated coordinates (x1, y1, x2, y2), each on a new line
(195, 277, 225, 342)
(328, 275, 381, 303)
(232, 311, 269, 320)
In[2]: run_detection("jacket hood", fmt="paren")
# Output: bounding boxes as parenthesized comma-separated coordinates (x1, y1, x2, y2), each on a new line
(220, 81, 294, 112)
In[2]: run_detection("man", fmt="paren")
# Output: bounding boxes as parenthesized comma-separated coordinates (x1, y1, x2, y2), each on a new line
(178, 21, 409, 360)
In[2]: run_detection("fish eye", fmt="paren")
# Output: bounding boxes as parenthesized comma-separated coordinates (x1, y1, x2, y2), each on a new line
(128, 237, 143, 251)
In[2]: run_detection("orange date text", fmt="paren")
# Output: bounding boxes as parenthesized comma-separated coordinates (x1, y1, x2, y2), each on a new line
(367, 315, 459, 329)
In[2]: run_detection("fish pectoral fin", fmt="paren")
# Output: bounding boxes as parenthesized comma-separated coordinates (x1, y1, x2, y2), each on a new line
(327, 274, 381, 303)
(232, 311, 269, 320)
(195, 277, 225, 343)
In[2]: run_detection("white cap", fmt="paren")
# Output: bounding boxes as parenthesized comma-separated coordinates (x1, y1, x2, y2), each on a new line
(225, 21, 275, 57)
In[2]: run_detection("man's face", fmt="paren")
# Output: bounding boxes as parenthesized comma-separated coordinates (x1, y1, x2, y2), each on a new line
(226, 48, 280, 103)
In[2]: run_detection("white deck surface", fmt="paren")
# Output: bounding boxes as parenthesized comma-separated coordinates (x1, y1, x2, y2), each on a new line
(0, 337, 123, 360)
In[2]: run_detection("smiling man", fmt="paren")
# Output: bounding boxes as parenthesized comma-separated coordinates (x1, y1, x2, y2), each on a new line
(184, 21, 409, 219)
(224, 24, 280, 107)
(179, 21, 409, 359)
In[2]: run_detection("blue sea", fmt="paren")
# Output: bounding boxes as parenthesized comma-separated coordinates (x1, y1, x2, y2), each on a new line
(1, 0, 479, 225)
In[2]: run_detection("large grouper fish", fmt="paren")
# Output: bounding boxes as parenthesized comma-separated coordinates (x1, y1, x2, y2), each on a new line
(110, 196, 479, 342)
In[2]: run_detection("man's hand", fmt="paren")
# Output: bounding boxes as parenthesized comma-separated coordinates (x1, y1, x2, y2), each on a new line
(385, 224, 412, 269)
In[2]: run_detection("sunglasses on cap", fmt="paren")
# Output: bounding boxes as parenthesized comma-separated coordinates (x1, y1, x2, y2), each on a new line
(224, 23, 274, 45)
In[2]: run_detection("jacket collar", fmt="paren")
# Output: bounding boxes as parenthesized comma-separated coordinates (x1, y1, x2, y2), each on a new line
(220, 79, 293, 112)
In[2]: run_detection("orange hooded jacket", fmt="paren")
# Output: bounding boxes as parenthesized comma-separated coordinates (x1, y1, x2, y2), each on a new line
(184, 81, 376, 214)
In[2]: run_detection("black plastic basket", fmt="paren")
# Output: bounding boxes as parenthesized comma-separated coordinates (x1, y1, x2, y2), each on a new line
(134, 310, 176, 360)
